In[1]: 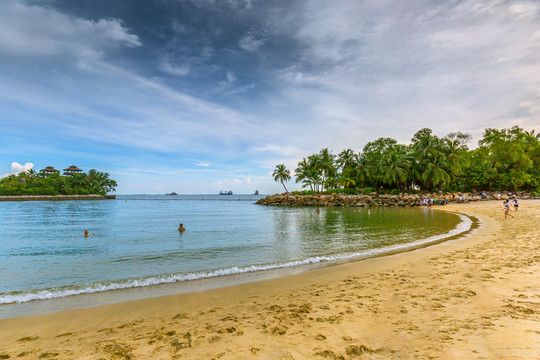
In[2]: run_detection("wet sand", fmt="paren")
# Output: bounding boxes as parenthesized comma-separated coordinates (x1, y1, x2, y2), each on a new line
(0, 200, 538, 359)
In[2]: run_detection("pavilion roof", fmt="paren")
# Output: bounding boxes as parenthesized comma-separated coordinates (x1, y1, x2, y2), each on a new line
(63, 165, 82, 172)
(40, 166, 59, 172)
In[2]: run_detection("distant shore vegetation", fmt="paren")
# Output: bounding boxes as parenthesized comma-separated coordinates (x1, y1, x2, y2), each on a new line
(0, 168, 117, 196)
(273, 126, 540, 195)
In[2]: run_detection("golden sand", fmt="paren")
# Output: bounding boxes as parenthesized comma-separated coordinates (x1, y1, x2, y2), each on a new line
(0, 200, 538, 359)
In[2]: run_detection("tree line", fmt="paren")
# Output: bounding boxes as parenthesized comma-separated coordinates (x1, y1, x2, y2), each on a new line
(273, 126, 540, 194)
(0, 169, 117, 196)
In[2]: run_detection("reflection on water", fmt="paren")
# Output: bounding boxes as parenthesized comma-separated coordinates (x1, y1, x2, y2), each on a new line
(0, 196, 461, 303)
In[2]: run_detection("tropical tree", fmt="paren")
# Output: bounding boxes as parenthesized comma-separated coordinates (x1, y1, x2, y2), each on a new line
(295, 158, 319, 191)
(337, 149, 355, 172)
(362, 137, 398, 189)
(273, 164, 291, 193)
(380, 145, 413, 190)
(443, 132, 471, 176)
(339, 176, 356, 189)
(0, 168, 117, 195)
(274, 126, 538, 194)
(318, 148, 336, 191)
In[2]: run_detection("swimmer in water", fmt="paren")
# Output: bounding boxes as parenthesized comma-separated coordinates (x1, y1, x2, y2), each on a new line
(316, 208, 320, 214)
(84, 230, 89, 237)
(178, 223, 186, 232)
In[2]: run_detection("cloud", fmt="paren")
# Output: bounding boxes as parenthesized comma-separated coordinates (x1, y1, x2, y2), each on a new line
(158, 55, 190, 76)
(11, 162, 33, 174)
(267, 0, 540, 145)
(2, 162, 34, 178)
(196, 162, 210, 167)
(239, 33, 266, 52)
(0, 0, 140, 59)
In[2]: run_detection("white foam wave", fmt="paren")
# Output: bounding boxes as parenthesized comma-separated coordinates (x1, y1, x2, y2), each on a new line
(0, 214, 473, 305)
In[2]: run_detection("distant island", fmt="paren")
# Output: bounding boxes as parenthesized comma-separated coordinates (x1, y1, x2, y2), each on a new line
(0, 165, 117, 196)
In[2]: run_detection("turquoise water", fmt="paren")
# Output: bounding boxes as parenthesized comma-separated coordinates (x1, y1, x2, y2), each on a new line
(0, 195, 469, 311)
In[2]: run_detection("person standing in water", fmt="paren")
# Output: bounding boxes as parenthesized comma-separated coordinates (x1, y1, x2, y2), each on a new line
(178, 223, 186, 232)
(84, 230, 89, 237)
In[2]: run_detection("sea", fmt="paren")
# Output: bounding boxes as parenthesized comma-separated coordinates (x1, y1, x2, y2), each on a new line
(0, 194, 472, 319)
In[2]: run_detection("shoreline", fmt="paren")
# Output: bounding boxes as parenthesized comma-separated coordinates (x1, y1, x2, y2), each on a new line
(0, 209, 473, 312)
(0, 200, 538, 359)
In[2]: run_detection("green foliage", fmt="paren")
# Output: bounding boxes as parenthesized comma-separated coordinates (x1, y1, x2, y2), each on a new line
(390, 189, 400, 194)
(273, 164, 291, 193)
(0, 169, 117, 196)
(283, 126, 538, 193)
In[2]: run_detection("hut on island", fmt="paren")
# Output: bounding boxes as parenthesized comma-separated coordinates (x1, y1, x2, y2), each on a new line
(40, 166, 60, 176)
(63, 165, 83, 176)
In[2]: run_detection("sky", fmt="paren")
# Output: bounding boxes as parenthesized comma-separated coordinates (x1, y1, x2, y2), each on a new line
(1, 0, 539, 194)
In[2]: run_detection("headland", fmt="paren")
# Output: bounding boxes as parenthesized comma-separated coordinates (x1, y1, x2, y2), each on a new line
(256, 191, 535, 207)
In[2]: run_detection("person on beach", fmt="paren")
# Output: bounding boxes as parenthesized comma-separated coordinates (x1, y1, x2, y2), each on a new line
(513, 198, 519, 211)
(84, 230, 89, 237)
(503, 200, 513, 219)
(178, 223, 186, 232)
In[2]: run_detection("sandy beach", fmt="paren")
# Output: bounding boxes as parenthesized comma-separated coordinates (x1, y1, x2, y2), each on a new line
(0, 200, 538, 359)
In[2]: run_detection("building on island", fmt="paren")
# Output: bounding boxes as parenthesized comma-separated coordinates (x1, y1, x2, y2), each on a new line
(63, 165, 83, 176)
(40, 166, 60, 176)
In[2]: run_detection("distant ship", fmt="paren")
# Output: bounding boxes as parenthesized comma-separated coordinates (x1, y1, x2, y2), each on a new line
(254, 190, 259, 195)
(166, 192, 178, 195)
(219, 190, 233, 195)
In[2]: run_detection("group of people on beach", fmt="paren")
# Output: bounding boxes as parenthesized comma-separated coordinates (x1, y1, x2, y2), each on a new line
(503, 197, 519, 219)
(421, 197, 448, 206)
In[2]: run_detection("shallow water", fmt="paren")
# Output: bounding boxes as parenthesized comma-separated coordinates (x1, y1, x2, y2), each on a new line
(0, 195, 465, 315)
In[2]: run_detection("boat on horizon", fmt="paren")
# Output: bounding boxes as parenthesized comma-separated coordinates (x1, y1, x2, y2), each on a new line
(219, 190, 233, 195)
(254, 190, 259, 195)
(166, 192, 178, 195)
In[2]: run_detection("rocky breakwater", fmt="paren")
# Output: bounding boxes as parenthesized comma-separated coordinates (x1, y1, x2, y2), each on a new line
(256, 191, 533, 207)
(0, 195, 116, 201)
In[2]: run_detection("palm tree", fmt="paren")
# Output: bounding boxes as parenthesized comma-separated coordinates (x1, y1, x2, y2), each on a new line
(443, 132, 471, 179)
(337, 149, 355, 171)
(273, 164, 291, 193)
(381, 145, 413, 190)
(307, 154, 323, 192)
(318, 148, 336, 191)
(339, 176, 356, 189)
(295, 158, 315, 191)
(422, 156, 450, 190)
